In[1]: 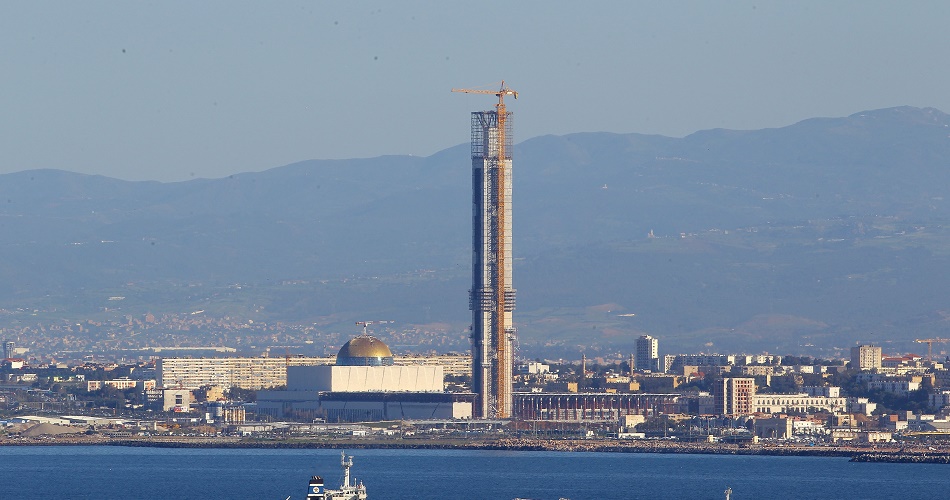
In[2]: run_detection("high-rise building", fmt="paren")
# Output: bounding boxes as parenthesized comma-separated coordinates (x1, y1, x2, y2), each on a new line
(850, 345, 882, 371)
(2, 340, 13, 360)
(635, 335, 660, 372)
(715, 377, 756, 416)
(455, 82, 518, 418)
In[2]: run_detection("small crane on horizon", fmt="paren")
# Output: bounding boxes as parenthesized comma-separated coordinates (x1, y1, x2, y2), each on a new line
(915, 338, 950, 361)
(355, 320, 394, 336)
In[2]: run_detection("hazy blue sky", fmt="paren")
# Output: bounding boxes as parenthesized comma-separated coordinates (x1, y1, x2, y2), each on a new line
(1, 1, 948, 181)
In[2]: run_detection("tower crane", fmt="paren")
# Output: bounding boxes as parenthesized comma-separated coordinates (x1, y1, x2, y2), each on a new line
(451, 82, 518, 166)
(915, 338, 950, 361)
(355, 320, 394, 336)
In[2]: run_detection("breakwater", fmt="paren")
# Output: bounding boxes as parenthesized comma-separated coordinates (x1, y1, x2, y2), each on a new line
(32, 435, 866, 458)
(5, 434, 950, 463)
(851, 452, 950, 464)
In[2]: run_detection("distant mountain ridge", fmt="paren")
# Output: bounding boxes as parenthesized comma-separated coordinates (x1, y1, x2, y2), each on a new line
(2, 106, 950, 356)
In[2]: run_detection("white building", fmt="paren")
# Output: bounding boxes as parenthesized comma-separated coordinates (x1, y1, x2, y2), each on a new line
(255, 336, 472, 422)
(517, 361, 550, 375)
(847, 397, 877, 416)
(87, 378, 156, 392)
(157, 356, 334, 390)
(161, 388, 192, 412)
(286, 365, 443, 393)
(868, 380, 920, 395)
(752, 394, 847, 415)
(635, 335, 660, 372)
(737, 354, 781, 365)
(804, 386, 841, 398)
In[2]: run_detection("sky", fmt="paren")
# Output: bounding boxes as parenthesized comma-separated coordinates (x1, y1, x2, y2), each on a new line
(1, 1, 948, 182)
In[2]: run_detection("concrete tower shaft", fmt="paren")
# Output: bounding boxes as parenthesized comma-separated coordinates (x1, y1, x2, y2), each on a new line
(468, 109, 516, 419)
(453, 81, 518, 419)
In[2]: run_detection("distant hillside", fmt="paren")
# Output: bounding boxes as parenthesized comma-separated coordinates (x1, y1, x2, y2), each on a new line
(2, 106, 950, 357)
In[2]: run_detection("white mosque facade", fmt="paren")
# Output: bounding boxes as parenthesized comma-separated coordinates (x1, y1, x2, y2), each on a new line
(255, 336, 473, 422)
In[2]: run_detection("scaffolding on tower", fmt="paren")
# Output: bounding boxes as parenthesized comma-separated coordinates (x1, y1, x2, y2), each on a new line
(453, 81, 518, 418)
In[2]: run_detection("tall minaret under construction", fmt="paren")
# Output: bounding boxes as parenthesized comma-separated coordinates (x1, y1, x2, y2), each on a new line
(452, 82, 517, 418)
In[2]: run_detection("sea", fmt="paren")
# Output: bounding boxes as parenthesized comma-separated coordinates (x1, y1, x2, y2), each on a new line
(0, 446, 945, 500)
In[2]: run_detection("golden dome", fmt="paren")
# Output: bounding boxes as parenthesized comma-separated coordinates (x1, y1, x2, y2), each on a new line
(337, 335, 393, 360)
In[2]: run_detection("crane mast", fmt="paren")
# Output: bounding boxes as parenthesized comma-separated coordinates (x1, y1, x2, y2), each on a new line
(915, 338, 950, 361)
(354, 320, 394, 337)
(452, 81, 517, 418)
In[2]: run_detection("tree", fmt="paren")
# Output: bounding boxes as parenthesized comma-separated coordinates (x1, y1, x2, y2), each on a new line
(226, 387, 256, 403)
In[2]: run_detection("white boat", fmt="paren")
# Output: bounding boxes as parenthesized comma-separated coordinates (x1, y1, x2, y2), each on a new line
(305, 451, 367, 500)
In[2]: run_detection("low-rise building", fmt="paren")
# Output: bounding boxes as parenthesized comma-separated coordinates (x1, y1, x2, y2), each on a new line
(2, 359, 25, 370)
(868, 379, 920, 395)
(859, 430, 892, 443)
(670, 354, 736, 369)
(207, 401, 246, 424)
(87, 378, 156, 392)
(879, 414, 909, 432)
(636, 374, 684, 392)
(737, 365, 775, 377)
(930, 390, 950, 411)
(517, 361, 550, 375)
(754, 417, 793, 439)
(847, 397, 877, 416)
(793, 418, 827, 437)
(752, 394, 847, 415)
(162, 388, 192, 412)
(804, 386, 841, 398)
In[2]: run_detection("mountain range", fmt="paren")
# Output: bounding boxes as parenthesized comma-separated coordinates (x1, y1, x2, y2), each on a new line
(2, 106, 949, 358)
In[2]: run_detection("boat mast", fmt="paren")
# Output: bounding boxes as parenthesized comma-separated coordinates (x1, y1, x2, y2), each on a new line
(341, 451, 353, 488)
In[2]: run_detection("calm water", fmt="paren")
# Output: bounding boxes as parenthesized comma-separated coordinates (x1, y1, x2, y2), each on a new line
(0, 446, 945, 499)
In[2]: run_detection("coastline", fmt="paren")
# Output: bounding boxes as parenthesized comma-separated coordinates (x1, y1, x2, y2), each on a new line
(3, 434, 948, 462)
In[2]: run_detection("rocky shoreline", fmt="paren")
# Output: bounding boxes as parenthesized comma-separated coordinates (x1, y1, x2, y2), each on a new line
(6, 434, 949, 463)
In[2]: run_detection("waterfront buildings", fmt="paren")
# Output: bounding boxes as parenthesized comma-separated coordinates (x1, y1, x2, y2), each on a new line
(513, 393, 679, 421)
(255, 336, 472, 422)
(715, 377, 756, 416)
(752, 393, 847, 414)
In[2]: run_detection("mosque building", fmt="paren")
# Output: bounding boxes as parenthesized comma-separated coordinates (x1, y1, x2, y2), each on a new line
(255, 335, 473, 422)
